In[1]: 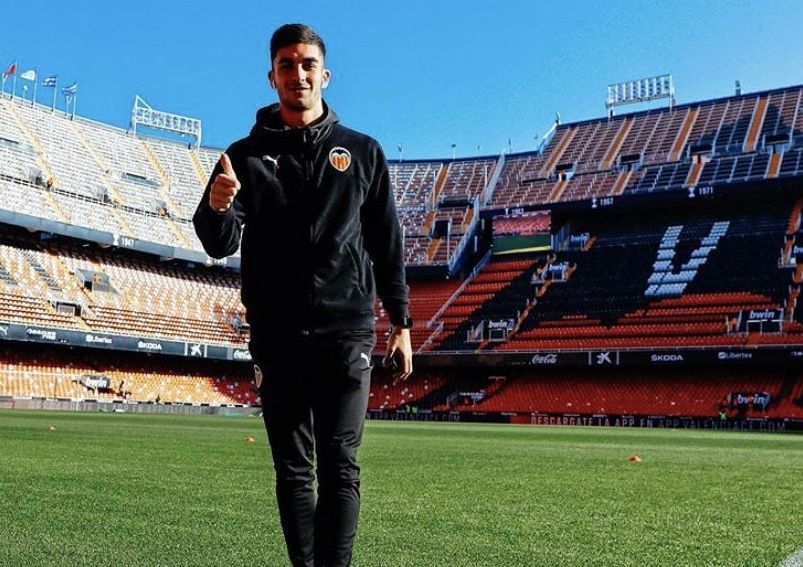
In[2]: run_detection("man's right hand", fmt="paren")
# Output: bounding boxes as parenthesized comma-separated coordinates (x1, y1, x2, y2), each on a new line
(209, 152, 241, 213)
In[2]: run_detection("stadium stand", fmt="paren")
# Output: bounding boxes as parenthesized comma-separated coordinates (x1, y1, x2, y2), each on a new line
(2, 341, 800, 421)
(0, 225, 246, 343)
(4, 84, 802, 267)
(0, 92, 501, 266)
(444, 369, 803, 419)
(0, 343, 255, 405)
(439, 158, 498, 203)
(492, 211, 551, 236)
(495, 199, 793, 351)
(2, 80, 803, 426)
(373, 279, 462, 352)
(368, 370, 450, 411)
(0, 221, 461, 352)
(489, 84, 803, 208)
(430, 254, 543, 351)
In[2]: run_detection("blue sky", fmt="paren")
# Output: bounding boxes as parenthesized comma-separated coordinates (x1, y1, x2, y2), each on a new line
(1, 0, 801, 159)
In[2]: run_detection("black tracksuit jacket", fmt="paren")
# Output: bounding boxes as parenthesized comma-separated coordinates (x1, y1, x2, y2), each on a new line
(192, 102, 410, 339)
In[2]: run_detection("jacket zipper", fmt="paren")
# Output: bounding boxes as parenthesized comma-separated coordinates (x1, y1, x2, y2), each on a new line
(303, 128, 316, 325)
(347, 243, 366, 295)
(304, 128, 314, 244)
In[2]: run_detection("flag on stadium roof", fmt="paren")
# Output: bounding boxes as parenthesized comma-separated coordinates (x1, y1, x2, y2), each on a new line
(2, 62, 16, 79)
(62, 83, 78, 95)
(20, 69, 36, 81)
(42, 76, 57, 87)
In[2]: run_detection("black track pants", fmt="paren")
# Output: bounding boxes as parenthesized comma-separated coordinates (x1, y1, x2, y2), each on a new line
(250, 330, 376, 567)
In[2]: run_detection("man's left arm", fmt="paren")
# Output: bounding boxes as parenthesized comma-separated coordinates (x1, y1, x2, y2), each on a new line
(360, 143, 413, 382)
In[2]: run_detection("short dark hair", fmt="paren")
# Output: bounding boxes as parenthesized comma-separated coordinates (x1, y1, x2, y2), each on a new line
(270, 24, 326, 64)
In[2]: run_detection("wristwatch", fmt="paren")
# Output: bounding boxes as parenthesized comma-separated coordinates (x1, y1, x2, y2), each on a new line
(394, 315, 414, 329)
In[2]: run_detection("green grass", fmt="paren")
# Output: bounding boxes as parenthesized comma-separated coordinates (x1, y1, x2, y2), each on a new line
(0, 411, 800, 566)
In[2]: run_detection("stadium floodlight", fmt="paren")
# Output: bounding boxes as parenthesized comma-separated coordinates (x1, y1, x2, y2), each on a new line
(606, 74, 675, 111)
(130, 95, 202, 147)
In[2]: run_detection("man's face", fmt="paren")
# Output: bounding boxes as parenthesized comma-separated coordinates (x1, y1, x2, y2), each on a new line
(269, 43, 330, 112)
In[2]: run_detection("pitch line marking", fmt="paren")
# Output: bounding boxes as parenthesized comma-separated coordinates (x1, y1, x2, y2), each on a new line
(778, 547, 803, 567)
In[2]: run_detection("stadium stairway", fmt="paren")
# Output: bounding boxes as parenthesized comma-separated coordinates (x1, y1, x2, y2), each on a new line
(429, 254, 543, 352)
(0, 99, 70, 223)
(368, 371, 451, 411)
(374, 279, 462, 354)
(540, 127, 576, 178)
(767, 152, 783, 179)
(188, 149, 210, 187)
(743, 95, 768, 153)
(138, 140, 193, 249)
(601, 117, 634, 170)
(668, 106, 699, 162)
(64, 118, 129, 208)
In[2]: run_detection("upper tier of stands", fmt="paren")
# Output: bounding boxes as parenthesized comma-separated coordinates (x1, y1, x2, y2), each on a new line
(0, 96, 503, 267)
(3, 84, 799, 268)
(489, 85, 803, 208)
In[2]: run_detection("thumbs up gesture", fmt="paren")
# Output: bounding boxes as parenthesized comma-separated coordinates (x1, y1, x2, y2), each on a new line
(209, 153, 241, 213)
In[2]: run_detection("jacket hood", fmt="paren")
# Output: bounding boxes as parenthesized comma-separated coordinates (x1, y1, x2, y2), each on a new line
(249, 100, 339, 146)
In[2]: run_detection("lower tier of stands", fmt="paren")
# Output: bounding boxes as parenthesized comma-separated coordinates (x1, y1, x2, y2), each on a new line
(446, 369, 802, 419)
(0, 343, 255, 406)
(1, 343, 800, 420)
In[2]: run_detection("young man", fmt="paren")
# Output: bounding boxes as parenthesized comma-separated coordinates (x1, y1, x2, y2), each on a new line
(193, 23, 412, 567)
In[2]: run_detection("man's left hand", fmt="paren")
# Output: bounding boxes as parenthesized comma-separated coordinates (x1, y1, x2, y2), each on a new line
(383, 327, 413, 384)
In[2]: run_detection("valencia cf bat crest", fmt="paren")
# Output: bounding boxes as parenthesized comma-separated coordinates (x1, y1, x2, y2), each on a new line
(329, 147, 352, 172)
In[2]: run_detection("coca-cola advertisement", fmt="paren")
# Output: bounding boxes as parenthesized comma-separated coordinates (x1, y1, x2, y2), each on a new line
(530, 353, 559, 365)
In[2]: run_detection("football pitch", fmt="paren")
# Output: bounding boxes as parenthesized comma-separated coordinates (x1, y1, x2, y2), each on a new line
(0, 411, 800, 567)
